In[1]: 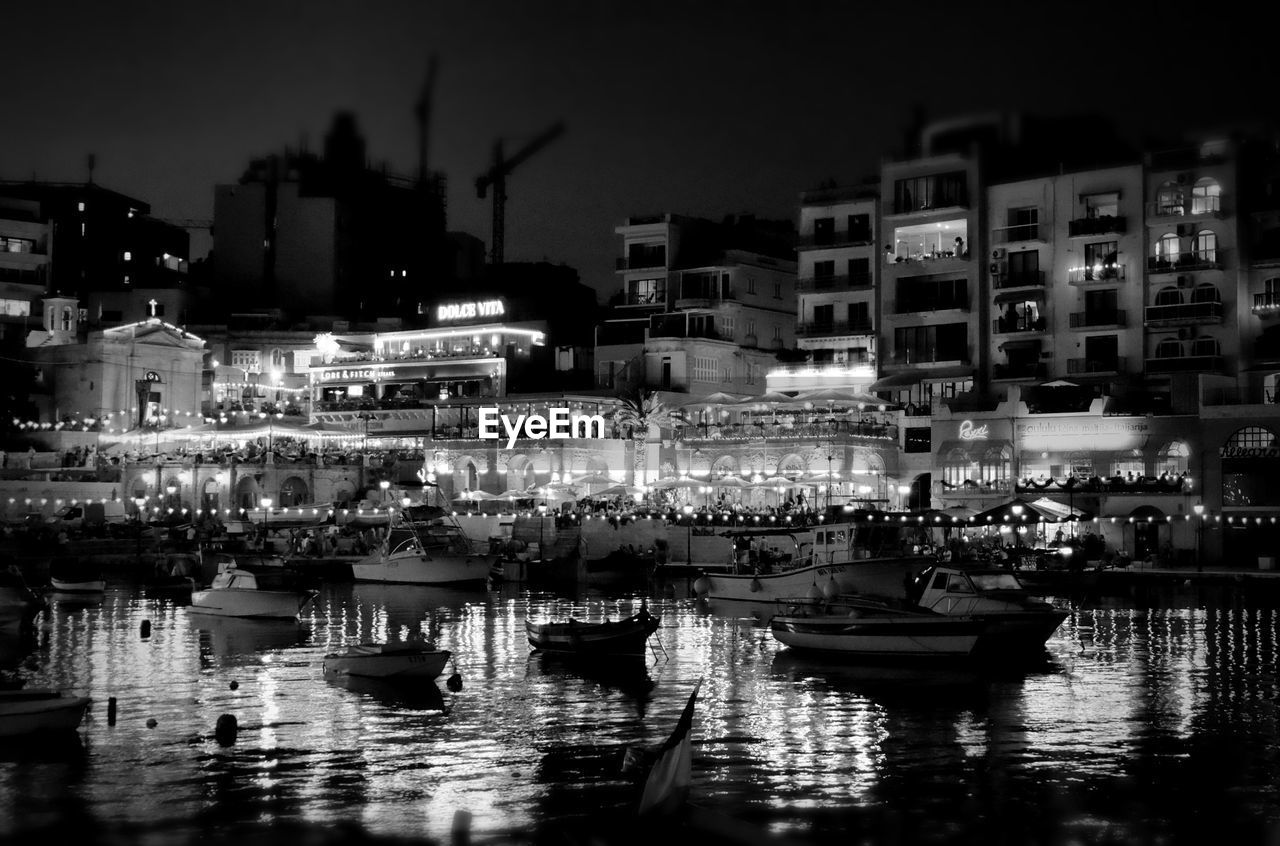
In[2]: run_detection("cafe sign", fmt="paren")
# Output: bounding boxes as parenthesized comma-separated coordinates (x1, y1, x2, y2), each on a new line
(958, 419, 989, 441)
(436, 300, 505, 323)
(317, 368, 395, 383)
(1221, 446, 1280, 458)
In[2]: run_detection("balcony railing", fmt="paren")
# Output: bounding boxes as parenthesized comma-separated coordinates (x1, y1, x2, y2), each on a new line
(1145, 354, 1225, 373)
(648, 323, 726, 341)
(992, 362, 1047, 381)
(1067, 356, 1125, 374)
(1068, 264, 1126, 285)
(992, 317, 1047, 334)
(885, 353, 970, 366)
(1147, 251, 1227, 274)
(1015, 476, 1190, 495)
(796, 319, 874, 337)
(1253, 292, 1280, 316)
(992, 270, 1046, 289)
(797, 229, 874, 249)
(1146, 197, 1227, 219)
(795, 272, 873, 292)
(1068, 216, 1126, 237)
(1069, 310, 1127, 329)
(1143, 301, 1223, 326)
(894, 296, 969, 314)
(992, 223, 1043, 243)
(885, 251, 969, 266)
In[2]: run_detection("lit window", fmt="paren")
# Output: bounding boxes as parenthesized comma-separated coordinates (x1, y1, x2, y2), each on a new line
(77, 202, 85, 212)
(1191, 179, 1221, 215)
(123, 251, 132, 262)
(401, 270, 407, 277)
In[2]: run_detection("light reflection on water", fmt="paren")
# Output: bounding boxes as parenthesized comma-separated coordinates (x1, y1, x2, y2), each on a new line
(2, 585, 1280, 843)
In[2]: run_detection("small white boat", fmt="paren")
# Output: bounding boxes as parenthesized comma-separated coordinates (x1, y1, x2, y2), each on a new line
(770, 597, 985, 658)
(190, 562, 317, 619)
(351, 523, 498, 586)
(323, 643, 452, 680)
(0, 689, 92, 736)
(50, 576, 106, 593)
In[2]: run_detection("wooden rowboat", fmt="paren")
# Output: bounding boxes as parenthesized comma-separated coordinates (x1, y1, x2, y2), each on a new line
(526, 602, 659, 658)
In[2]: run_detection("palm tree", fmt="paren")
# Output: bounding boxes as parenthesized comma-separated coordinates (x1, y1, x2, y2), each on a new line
(612, 389, 678, 486)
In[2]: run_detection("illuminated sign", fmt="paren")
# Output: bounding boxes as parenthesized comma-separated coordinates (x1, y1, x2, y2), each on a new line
(437, 300, 505, 323)
(1221, 447, 1280, 459)
(318, 368, 395, 383)
(958, 420, 989, 441)
(478, 407, 606, 449)
(1017, 418, 1150, 452)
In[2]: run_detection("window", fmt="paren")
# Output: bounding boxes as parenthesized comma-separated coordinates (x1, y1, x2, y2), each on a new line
(1068, 452, 1093, 478)
(1084, 335, 1118, 368)
(123, 251, 132, 262)
(1191, 284, 1220, 303)
(1008, 249, 1039, 282)
(980, 446, 1011, 484)
(772, 325, 782, 340)
(1191, 178, 1221, 214)
(1193, 230, 1218, 262)
(890, 220, 968, 263)
(746, 277, 756, 295)
(60, 307, 72, 331)
(943, 448, 971, 486)
(1084, 192, 1119, 219)
(746, 318, 757, 337)
(1155, 233, 1180, 263)
(946, 574, 975, 594)
(813, 217, 834, 246)
(895, 276, 967, 312)
(231, 350, 262, 372)
(894, 171, 967, 214)
(721, 366, 732, 384)
(680, 272, 719, 299)
(692, 356, 718, 383)
(893, 323, 968, 364)
(1155, 286, 1182, 306)
(813, 304, 834, 328)
(627, 278, 663, 305)
(1155, 338, 1183, 358)
(1112, 449, 1145, 478)
(813, 260, 835, 279)
(1224, 427, 1277, 450)
(745, 364, 757, 385)
(1191, 336, 1220, 357)
(847, 214, 871, 242)
(904, 427, 931, 453)
(719, 316, 735, 340)
(1157, 182, 1185, 215)
(0, 299, 30, 317)
(77, 202, 85, 212)
(996, 299, 1041, 332)
(774, 279, 782, 298)
(849, 301, 870, 330)
(626, 243, 666, 268)
(1083, 241, 1118, 280)
(1006, 206, 1039, 240)
(848, 256, 870, 282)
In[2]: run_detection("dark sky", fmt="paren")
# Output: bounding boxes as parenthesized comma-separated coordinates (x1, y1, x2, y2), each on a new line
(2, 1, 1269, 301)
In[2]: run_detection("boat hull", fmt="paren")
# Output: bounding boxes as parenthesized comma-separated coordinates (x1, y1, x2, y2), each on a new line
(771, 615, 983, 657)
(970, 611, 1069, 656)
(0, 692, 91, 736)
(323, 647, 451, 680)
(699, 556, 929, 604)
(50, 578, 106, 593)
(351, 550, 496, 585)
(190, 588, 315, 619)
(526, 612, 659, 658)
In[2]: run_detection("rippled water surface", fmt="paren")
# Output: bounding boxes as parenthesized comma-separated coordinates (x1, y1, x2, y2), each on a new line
(3, 582, 1280, 844)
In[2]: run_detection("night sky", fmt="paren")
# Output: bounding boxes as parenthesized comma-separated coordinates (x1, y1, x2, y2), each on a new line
(2, 1, 1267, 300)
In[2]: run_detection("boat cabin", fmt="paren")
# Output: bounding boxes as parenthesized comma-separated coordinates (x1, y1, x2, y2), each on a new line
(914, 566, 1046, 615)
(210, 564, 260, 591)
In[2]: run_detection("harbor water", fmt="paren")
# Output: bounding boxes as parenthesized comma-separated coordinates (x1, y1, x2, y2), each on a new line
(3, 581, 1280, 844)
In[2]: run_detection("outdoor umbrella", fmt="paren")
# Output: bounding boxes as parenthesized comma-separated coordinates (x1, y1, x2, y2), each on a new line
(570, 473, 620, 486)
(793, 388, 899, 410)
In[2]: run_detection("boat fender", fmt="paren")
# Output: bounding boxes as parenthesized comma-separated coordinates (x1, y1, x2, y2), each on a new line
(749, 577, 762, 593)
(822, 577, 839, 600)
(140, 620, 151, 639)
(692, 576, 710, 596)
(447, 671, 463, 692)
(229, 680, 239, 691)
(146, 718, 158, 728)
(215, 713, 238, 746)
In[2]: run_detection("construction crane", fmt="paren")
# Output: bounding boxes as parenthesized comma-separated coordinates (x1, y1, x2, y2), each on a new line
(475, 120, 565, 266)
(414, 54, 438, 184)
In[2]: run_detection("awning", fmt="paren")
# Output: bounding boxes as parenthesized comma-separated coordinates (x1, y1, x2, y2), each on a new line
(1129, 505, 1166, 520)
(936, 438, 1013, 455)
(869, 366, 973, 391)
(999, 338, 1042, 350)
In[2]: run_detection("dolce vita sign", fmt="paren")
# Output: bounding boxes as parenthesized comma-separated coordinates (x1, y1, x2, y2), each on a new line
(478, 407, 606, 449)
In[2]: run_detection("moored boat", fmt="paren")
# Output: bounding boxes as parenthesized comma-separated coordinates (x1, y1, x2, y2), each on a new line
(190, 561, 317, 619)
(527, 602, 660, 657)
(50, 576, 106, 594)
(0, 689, 92, 736)
(770, 597, 986, 658)
(322, 643, 452, 680)
(351, 522, 498, 586)
(911, 565, 1068, 655)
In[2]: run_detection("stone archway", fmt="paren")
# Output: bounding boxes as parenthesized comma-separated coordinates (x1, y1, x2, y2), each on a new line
(202, 478, 221, 514)
(235, 476, 260, 511)
(279, 476, 309, 507)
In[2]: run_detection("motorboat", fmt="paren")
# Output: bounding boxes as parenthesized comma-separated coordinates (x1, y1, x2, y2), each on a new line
(693, 527, 930, 604)
(351, 522, 499, 586)
(0, 689, 92, 736)
(190, 561, 317, 619)
(50, 576, 106, 594)
(322, 643, 452, 680)
(911, 565, 1068, 654)
(0, 567, 45, 632)
(527, 601, 660, 658)
(770, 596, 985, 658)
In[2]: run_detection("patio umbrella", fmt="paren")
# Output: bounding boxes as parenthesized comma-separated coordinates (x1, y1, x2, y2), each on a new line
(1027, 497, 1090, 521)
(650, 477, 704, 490)
(675, 392, 744, 408)
(710, 476, 748, 488)
(729, 391, 802, 407)
(793, 388, 899, 410)
(590, 484, 647, 498)
(570, 473, 619, 486)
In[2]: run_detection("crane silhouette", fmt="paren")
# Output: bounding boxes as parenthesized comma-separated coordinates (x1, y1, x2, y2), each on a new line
(475, 121, 565, 266)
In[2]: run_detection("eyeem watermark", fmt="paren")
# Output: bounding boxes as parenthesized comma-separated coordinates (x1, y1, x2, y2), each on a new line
(478, 407, 606, 449)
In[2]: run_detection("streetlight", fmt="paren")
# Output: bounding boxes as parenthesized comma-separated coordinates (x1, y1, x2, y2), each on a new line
(1193, 503, 1205, 572)
(898, 483, 912, 511)
(683, 504, 695, 566)
(1011, 503, 1025, 550)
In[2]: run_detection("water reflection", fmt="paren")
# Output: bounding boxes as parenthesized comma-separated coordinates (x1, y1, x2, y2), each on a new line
(0, 584, 1279, 843)
(322, 672, 448, 712)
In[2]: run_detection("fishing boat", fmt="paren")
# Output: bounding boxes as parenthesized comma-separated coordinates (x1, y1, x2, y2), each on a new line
(911, 565, 1068, 654)
(0, 689, 92, 736)
(527, 601, 660, 658)
(693, 527, 930, 604)
(351, 521, 499, 586)
(770, 597, 985, 658)
(190, 561, 317, 619)
(322, 643, 452, 680)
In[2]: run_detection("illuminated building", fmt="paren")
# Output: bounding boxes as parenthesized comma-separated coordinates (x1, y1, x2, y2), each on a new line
(594, 213, 796, 396)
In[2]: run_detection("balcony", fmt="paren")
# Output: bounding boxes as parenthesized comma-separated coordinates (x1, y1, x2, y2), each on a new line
(796, 319, 874, 338)
(616, 254, 666, 271)
(992, 270, 1046, 290)
(797, 229, 874, 250)
(1143, 301, 1223, 327)
(991, 316, 1047, 335)
(1145, 354, 1225, 374)
(1067, 264, 1126, 286)
(1147, 251, 1227, 275)
(648, 322, 726, 341)
(795, 272, 873, 293)
(1253, 292, 1280, 317)
(1015, 476, 1190, 496)
(1146, 196, 1228, 220)
(935, 479, 1014, 500)
(991, 223, 1043, 243)
(1069, 310, 1127, 329)
(1068, 215, 1126, 237)
(885, 251, 969, 268)
(1068, 356, 1125, 374)
(993, 362, 1047, 381)
(894, 296, 969, 314)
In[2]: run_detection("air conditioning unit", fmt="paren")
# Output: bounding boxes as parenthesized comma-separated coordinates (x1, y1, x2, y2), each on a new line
(991, 248, 1006, 260)
(989, 262, 1005, 275)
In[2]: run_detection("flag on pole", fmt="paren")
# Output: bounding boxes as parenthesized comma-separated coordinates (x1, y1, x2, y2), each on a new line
(638, 677, 703, 815)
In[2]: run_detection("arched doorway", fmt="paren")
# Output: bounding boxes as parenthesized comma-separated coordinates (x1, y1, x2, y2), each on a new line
(202, 478, 220, 514)
(235, 476, 260, 511)
(911, 473, 931, 511)
(279, 477, 309, 507)
(1129, 505, 1165, 560)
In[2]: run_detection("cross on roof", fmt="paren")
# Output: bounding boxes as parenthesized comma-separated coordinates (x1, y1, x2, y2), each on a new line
(148, 299, 158, 317)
